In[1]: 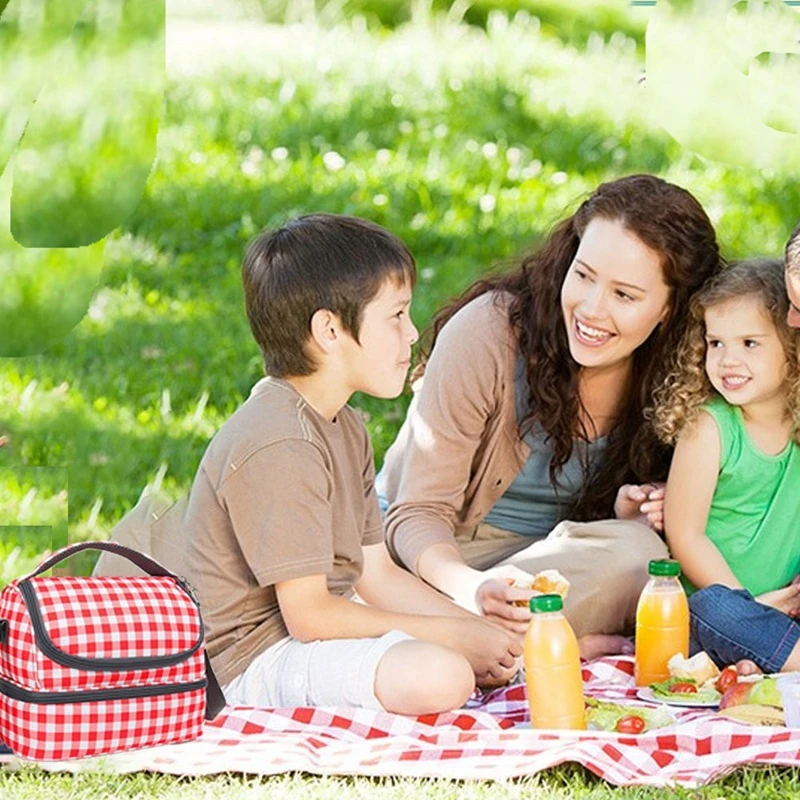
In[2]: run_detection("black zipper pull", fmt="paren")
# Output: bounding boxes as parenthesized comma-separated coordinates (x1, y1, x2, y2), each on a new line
(177, 576, 200, 607)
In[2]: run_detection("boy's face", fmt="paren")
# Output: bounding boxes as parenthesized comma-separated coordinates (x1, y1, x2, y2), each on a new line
(340, 278, 418, 399)
(786, 266, 800, 329)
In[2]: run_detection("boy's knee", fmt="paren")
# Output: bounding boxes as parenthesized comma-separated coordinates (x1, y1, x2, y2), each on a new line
(374, 641, 474, 715)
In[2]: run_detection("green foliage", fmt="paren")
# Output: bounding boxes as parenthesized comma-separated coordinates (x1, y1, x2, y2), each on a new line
(240, 0, 648, 49)
(3, 9, 798, 800)
(3, 1, 164, 248)
(1, 6, 797, 592)
(0, 0, 164, 356)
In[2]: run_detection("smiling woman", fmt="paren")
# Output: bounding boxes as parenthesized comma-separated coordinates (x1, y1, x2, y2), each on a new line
(378, 174, 723, 659)
(561, 218, 670, 377)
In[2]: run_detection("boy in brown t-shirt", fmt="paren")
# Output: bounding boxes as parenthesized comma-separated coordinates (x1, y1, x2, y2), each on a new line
(185, 214, 521, 714)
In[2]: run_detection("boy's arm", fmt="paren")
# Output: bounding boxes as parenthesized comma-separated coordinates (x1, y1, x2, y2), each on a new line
(663, 410, 742, 589)
(275, 569, 521, 682)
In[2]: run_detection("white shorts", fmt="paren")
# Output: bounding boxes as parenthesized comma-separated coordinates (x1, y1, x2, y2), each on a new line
(222, 629, 412, 709)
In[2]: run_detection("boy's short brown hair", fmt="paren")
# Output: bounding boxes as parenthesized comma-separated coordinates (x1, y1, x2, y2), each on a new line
(242, 214, 416, 377)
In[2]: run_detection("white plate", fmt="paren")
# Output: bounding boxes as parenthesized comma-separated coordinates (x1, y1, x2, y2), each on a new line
(636, 686, 720, 708)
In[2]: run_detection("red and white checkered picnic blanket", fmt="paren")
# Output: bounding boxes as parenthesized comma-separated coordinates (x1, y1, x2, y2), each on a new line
(4, 656, 800, 786)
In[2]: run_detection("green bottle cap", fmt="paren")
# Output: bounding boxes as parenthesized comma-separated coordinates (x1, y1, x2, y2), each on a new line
(648, 559, 681, 577)
(529, 594, 563, 613)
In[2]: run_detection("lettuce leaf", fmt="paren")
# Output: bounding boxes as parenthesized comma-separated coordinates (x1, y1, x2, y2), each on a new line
(650, 677, 721, 704)
(585, 697, 674, 732)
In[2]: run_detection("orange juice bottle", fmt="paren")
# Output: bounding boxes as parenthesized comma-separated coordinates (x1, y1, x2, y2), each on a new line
(524, 594, 586, 730)
(634, 559, 689, 687)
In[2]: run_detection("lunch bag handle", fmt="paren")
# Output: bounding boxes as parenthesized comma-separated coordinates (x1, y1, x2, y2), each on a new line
(26, 540, 181, 581)
(21, 540, 226, 720)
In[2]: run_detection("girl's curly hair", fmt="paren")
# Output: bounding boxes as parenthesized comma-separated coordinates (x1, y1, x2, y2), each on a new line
(415, 174, 722, 521)
(652, 258, 800, 445)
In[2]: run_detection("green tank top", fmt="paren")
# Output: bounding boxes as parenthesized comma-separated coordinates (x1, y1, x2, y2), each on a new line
(689, 396, 800, 596)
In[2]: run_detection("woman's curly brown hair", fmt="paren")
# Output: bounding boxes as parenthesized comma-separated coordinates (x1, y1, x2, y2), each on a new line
(653, 258, 800, 446)
(415, 174, 722, 521)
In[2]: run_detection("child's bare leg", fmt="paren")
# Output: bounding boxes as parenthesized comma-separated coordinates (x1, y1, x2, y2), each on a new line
(374, 641, 474, 714)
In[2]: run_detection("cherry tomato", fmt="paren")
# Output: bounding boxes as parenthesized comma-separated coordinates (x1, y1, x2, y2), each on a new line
(615, 715, 646, 734)
(716, 666, 738, 694)
(670, 682, 698, 694)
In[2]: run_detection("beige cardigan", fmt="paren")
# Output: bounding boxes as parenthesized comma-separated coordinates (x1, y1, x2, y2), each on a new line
(383, 292, 531, 574)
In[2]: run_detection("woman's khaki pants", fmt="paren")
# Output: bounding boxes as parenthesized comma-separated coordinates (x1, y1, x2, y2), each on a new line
(456, 519, 669, 638)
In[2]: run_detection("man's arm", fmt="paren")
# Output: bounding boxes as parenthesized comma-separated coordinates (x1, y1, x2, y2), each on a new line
(664, 411, 741, 589)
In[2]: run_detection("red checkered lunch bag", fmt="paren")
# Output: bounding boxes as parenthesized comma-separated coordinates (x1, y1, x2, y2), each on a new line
(0, 541, 225, 761)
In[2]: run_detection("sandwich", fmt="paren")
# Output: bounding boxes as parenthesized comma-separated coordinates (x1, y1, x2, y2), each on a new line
(667, 651, 720, 688)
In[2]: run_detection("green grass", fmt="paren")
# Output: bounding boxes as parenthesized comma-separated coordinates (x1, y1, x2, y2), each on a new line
(0, 1, 164, 355)
(2, 7, 796, 539)
(1, 0, 799, 794)
(3, 765, 800, 799)
(242, 0, 650, 49)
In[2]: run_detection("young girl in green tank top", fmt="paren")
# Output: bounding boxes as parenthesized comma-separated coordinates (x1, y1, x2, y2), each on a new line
(654, 258, 800, 675)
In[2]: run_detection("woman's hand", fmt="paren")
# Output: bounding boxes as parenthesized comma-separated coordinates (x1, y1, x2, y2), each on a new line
(474, 565, 537, 635)
(614, 482, 666, 532)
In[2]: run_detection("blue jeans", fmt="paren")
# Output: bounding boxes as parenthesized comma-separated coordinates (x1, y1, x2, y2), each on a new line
(689, 584, 800, 673)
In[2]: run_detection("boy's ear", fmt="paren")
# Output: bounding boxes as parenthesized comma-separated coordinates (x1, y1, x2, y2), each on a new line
(309, 308, 344, 354)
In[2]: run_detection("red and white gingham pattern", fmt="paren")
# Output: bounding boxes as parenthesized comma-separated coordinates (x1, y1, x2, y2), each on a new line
(0, 572, 207, 760)
(0, 576, 204, 692)
(0, 686, 206, 761)
(37, 577, 201, 659)
(8, 656, 799, 786)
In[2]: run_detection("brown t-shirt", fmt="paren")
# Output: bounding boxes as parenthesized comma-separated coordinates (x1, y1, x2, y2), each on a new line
(184, 378, 384, 686)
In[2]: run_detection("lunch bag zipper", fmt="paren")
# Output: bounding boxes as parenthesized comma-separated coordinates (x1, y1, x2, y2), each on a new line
(18, 580, 204, 672)
(0, 677, 208, 705)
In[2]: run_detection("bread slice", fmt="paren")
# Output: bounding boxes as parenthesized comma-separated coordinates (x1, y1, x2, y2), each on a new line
(717, 705, 784, 727)
(667, 651, 720, 686)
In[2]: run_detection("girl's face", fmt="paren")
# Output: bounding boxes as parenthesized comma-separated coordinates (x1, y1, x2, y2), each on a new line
(704, 296, 788, 410)
(560, 217, 671, 374)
